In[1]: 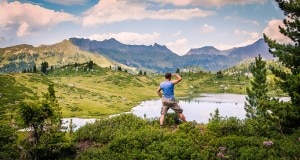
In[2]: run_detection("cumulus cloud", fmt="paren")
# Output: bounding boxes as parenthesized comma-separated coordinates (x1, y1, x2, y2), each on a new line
(263, 19, 292, 44)
(88, 32, 161, 45)
(154, 0, 268, 7)
(166, 38, 189, 55)
(82, 0, 215, 27)
(0, 1, 77, 37)
(200, 24, 216, 33)
(45, 0, 88, 6)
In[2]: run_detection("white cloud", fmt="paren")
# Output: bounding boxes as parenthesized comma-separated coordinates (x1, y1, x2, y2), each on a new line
(216, 39, 258, 50)
(263, 19, 292, 44)
(216, 29, 259, 50)
(172, 30, 182, 37)
(0, 1, 77, 37)
(224, 16, 259, 26)
(200, 24, 216, 33)
(82, 0, 215, 27)
(166, 38, 189, 55)
(154, 0, 268, 7)
(88, 32, 161, 45)
(45, 0, 88, 6)
(234, 29, 259, 39)
(16, 21, 30, 37)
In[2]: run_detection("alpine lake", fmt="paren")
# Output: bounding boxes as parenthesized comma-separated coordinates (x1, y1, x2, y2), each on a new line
(62, 93, 250, 130)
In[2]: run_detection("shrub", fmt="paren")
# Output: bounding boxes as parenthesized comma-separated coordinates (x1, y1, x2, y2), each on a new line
(207, 117, 245, 136)
(74, 114, 148, 144)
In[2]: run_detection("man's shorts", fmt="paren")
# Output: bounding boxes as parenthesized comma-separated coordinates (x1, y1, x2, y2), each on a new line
(160, 98, 183, 115)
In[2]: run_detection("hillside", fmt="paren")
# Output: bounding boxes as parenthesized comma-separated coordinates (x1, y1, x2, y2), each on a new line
(0, 40, 127, 73)
(0, 63, 251, 118)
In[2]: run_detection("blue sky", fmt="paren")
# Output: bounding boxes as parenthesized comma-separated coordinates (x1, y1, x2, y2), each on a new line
(0, 0, 288, 55)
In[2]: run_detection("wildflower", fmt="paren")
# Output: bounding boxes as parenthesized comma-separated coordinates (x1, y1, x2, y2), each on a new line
(263, 140, 273, 147)
(217, 152, 225, 158)
(219, 146, 226, 152)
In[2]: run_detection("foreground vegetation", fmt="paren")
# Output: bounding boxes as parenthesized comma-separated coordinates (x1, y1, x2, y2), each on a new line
(0, 0, 299, 159)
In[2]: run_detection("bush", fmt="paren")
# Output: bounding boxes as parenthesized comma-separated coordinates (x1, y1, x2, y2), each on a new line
(74, 114, 148, 144)
(207, 117, 245, 136)
(75, 112, 300, 159)
(208, 135, 265, 159)
(0, 123, 19, 159)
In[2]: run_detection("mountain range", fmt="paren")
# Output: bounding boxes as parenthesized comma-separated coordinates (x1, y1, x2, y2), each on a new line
(0, 38, 272, 73)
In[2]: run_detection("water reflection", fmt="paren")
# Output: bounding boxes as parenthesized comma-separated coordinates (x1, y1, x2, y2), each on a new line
(61, 94, 290, 130)
(132, 93, 247, 124)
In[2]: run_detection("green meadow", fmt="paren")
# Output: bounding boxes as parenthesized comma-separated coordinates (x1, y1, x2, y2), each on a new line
(0, 63, 251, 118)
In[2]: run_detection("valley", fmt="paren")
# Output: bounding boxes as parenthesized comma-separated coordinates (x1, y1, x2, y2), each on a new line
(0, 63, 251, 118)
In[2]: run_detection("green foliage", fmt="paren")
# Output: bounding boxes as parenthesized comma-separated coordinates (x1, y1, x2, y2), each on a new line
(207, 117, 245, 137)
(41, 61, 49, 74)
(117, 66, 122, 71)
(138, 70, 142, 75)
(87, 61, 94, 70)
(264, 0, 300, 132)
(74, 113, 300, 160)
(245, 55, 269, 118)
(74, 114, 147, 144)
(209, 135, 266, 159)
(216, 70, 223, 78)
(44, 84, 62, 126)
(33, 64, 37, 73)
(0, 123, 19, 159)
(18, 102, 54, 143)
(75, 115, 205, 160)
(209, 108, 222, 122)
(16, 84, 75, 159)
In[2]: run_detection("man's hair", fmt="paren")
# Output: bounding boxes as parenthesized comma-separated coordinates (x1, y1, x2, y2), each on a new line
(165, 72, 172, 79)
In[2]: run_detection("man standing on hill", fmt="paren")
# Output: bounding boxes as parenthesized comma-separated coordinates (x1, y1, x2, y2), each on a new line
(157, 72, 186, 127)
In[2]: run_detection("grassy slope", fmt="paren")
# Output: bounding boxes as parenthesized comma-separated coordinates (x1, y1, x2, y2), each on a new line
(0, 64, 251, 118)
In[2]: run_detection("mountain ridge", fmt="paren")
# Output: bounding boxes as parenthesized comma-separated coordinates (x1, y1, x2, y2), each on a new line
(0, 38, 273, 73)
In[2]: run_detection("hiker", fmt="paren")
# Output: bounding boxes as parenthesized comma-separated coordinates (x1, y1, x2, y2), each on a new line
(156, 72, 186, 127)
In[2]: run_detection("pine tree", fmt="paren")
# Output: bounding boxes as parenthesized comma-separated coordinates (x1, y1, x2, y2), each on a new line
(88, 60, 93, 70)
(138, 70, 142, 75)
(117, 66, 122, 71)
(41, 61, 48, 74)
(44, 84, 61, 126)
(245, 55, 269, 118)
(33, 64, 37, 73)
(264, 0, 300, 131)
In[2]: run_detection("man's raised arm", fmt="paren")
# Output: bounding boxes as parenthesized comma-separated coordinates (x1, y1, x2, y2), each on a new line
(171, 73, 182, 84)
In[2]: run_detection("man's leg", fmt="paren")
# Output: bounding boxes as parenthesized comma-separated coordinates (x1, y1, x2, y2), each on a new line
(172, 102, 186, 123)
(178, 113, 186, 122)
(160, 115, 165, 126)
(160, 104, 168, 127)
